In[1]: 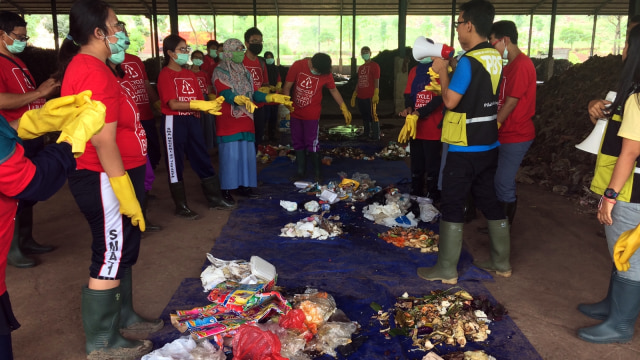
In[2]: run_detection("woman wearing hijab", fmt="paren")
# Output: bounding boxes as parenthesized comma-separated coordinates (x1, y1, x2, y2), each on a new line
(212, 39, 291, 203)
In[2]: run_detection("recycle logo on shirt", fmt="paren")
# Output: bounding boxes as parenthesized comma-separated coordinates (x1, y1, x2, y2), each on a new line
(124, 64, 139, 79)
(181, 80, 195, 95)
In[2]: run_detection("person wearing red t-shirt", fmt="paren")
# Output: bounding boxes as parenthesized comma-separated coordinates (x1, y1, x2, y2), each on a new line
(263, 51, 283, 142)
(283, 53, 352, 182)
(350, 46, 381, 140)
(120, 52, 162, 170)
(399, 56, 444, 200)
(200, 39, 220, 82)
(243, 27, 270, 148)
(157, 35, 233, 219)
(488, 21, 536, 228)
(0, 11, 61, 268)
(191, 50, 216, 150)
(56, 1, 162, 358)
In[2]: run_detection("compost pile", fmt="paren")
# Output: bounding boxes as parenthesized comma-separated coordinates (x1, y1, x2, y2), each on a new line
(521, 54, 621, 201)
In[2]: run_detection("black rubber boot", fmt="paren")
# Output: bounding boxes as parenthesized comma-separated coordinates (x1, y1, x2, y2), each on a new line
(417, 221, 463, 284)
(310, 152, 322, 183)
(411, 173, 426, 197)
(168, 181, 199, 220)
(18, 204, 54, 254)
(7, 219, 36, 268)
(474, 219, 512, 277)
(237, 186, 259, 199)
(578, 275, 640, 343)
(201, 176, 235, 210)
(119, 268, 164, 340)
(578, 268, 615, 320)
(289, 150, 307, 182)
(142, 192, 162, 232)
(82, 285, 152, 359)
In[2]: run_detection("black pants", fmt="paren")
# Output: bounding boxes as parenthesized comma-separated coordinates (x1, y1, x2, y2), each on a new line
(141, 118, 162, 169)
(440, 149, 505, 223)
(253, 106, 267, 148)
(410, 139, 442, 196)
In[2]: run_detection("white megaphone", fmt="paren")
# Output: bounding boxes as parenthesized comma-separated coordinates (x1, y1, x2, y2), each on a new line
(412, 36, 455, 61)
(575, 91, 617, 154)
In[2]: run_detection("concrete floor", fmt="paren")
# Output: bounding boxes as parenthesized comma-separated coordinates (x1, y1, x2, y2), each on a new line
(7, 114, 640, 360)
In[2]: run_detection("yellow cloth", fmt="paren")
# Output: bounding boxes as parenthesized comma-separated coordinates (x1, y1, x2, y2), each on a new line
(190, 97, 224, 115)
(350, 91, 357, 107)
(340, 102, 352, 125)
(265, 94, 293, 107)
(109, 172, 145, 232)
(234, 95, 257, 113)
(614, 223, 640, 272)
(372, 88, 379, 105)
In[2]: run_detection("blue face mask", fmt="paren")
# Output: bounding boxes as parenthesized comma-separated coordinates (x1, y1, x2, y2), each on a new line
(109, 51, 125, 65)
(175, 53, 190, 66)
(192, 58, 204, 66)
(310, 69, 321, 75)
(5, 35, 26, 54)
(419, 57, 432, 64)
(209, 49, 217, 58)
(265, 58, 275, 65)
(362, 53, 371, 61)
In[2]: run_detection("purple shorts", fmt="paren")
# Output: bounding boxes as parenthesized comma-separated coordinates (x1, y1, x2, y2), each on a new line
(290, 117, 319, 152)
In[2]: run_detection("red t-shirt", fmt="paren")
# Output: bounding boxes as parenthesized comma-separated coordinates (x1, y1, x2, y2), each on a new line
(243, 55, 267, 108)
(286, 58, 336, 121)
(0, 56, 45, 121)
(498, 53, 536, 144)
(404, 67, 443, 141)
(61, 54, 147, 172)
(157, 67, 203, 117)
(0, 144, 36, 294)
(193, 70, 212, 97)
(356, 61, 380, 99)
(201, 55, 218, 81)
(121, 54, 154, 121)
(213, 79, 255, 137)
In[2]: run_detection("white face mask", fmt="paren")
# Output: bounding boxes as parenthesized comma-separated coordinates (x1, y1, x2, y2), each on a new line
(502, 40, 508, 59)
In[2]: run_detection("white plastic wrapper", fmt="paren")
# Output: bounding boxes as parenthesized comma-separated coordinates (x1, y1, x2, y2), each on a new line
(304, 200, 320, 212)
(280, 200, 298, 212)
(419, 202, 440, 223)
(200, 254, 251, 291)
(318, 189, 338, 203)
(141, 336, 225, 360)
(362, 203, 402, 224)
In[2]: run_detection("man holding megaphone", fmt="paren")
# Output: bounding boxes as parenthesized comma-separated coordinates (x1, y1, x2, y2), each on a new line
(416, 0, 509, 285)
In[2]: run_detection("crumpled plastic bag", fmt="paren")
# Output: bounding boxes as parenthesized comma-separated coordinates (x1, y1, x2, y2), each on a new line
(141, 336, 225, 360)
(307, 321, 358, 357)
(418, 199, 440, 223)
(363, 203, 403, 225)
(386, 192, 412, 213)
(293, 290, 337, 334)
(200, 254, 251, 291)
(232, 324, 288, 360)
(280, 200, 298, 212)
(304, 200, 320, 212)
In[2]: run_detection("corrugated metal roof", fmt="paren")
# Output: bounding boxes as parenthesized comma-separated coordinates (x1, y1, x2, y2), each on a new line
(0, 0, 631, 17)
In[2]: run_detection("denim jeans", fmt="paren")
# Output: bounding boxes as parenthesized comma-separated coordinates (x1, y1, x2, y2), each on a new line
(494, 140, 533, 203)
(606, 200, 640, 281)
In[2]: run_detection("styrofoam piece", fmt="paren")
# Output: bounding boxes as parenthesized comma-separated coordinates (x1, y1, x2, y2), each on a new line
(250, 256, 277, 281)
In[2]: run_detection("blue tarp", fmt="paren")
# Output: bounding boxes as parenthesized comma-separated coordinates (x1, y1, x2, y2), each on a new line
(151, 154, 542, 359)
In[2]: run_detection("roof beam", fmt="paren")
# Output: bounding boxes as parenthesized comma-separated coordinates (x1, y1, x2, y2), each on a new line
(136, 0, 152, 16)
(206, 0, 216, 15)
(530, 0, 546, 14)
(594, 0, 613, 15)
(2, 0, 25, 14)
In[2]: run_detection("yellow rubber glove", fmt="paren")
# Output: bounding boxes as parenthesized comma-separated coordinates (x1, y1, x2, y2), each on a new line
(56, 99, 107, 157)
(397, 124, 409, 143)
(265, 94, 293, 107)
(373, 103, 379, 122)
(402, 114, 419, 140)
(234, 95, 257, 113)
(284, 104, 295, 113)
(340, 102, 352, 125)
(614, 223, 640, 272)
(372, 88, 380, 105)
(497, 122, 502, 129)
(190, 97, 224, 115)
(109, 172, 145, 232)
(350, 91, 357, 108)
(275, 82, 282, 91)
(207, 93, 217, 101)
(18, 90, 94, 139)
(258, 86, 272, 94)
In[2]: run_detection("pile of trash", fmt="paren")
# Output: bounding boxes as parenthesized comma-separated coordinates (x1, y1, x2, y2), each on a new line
(322, 146, 375, 160)
(363, 189, 440, 227)
(373, 288, 506, 353)
(294, 173, 383, 203)
(279, 214, 343, 240)
(378, 227, 439, 252)
(256, 144, 294, 163)
(147, 256, 359, 360)
(376, 142, 409, 160)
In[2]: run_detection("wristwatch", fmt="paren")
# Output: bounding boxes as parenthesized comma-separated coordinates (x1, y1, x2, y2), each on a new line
(604, 188, 619, 199)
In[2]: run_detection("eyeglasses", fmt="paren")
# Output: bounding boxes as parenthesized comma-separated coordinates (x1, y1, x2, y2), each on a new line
(111, 21, 126, 32)
(177, 46, 192, 53)
(455, 21, 467, 27)
(9, 32, 29, 42)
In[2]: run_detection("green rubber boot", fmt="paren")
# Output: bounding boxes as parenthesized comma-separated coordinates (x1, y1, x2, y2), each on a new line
(82, 286, 152, 359)
(578, 268, 615, 320)
(119, 268, 164, 340)
(578, 275, 640, 344)
(289, 150, 307, 181)
(417, 221, 463, 284)
(168, 181, 199, 220)
(474, 219, 512, 277)
(310, 152, 322, 183)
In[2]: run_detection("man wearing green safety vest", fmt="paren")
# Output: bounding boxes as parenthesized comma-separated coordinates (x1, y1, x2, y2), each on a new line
(417, 0, 510, 284)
